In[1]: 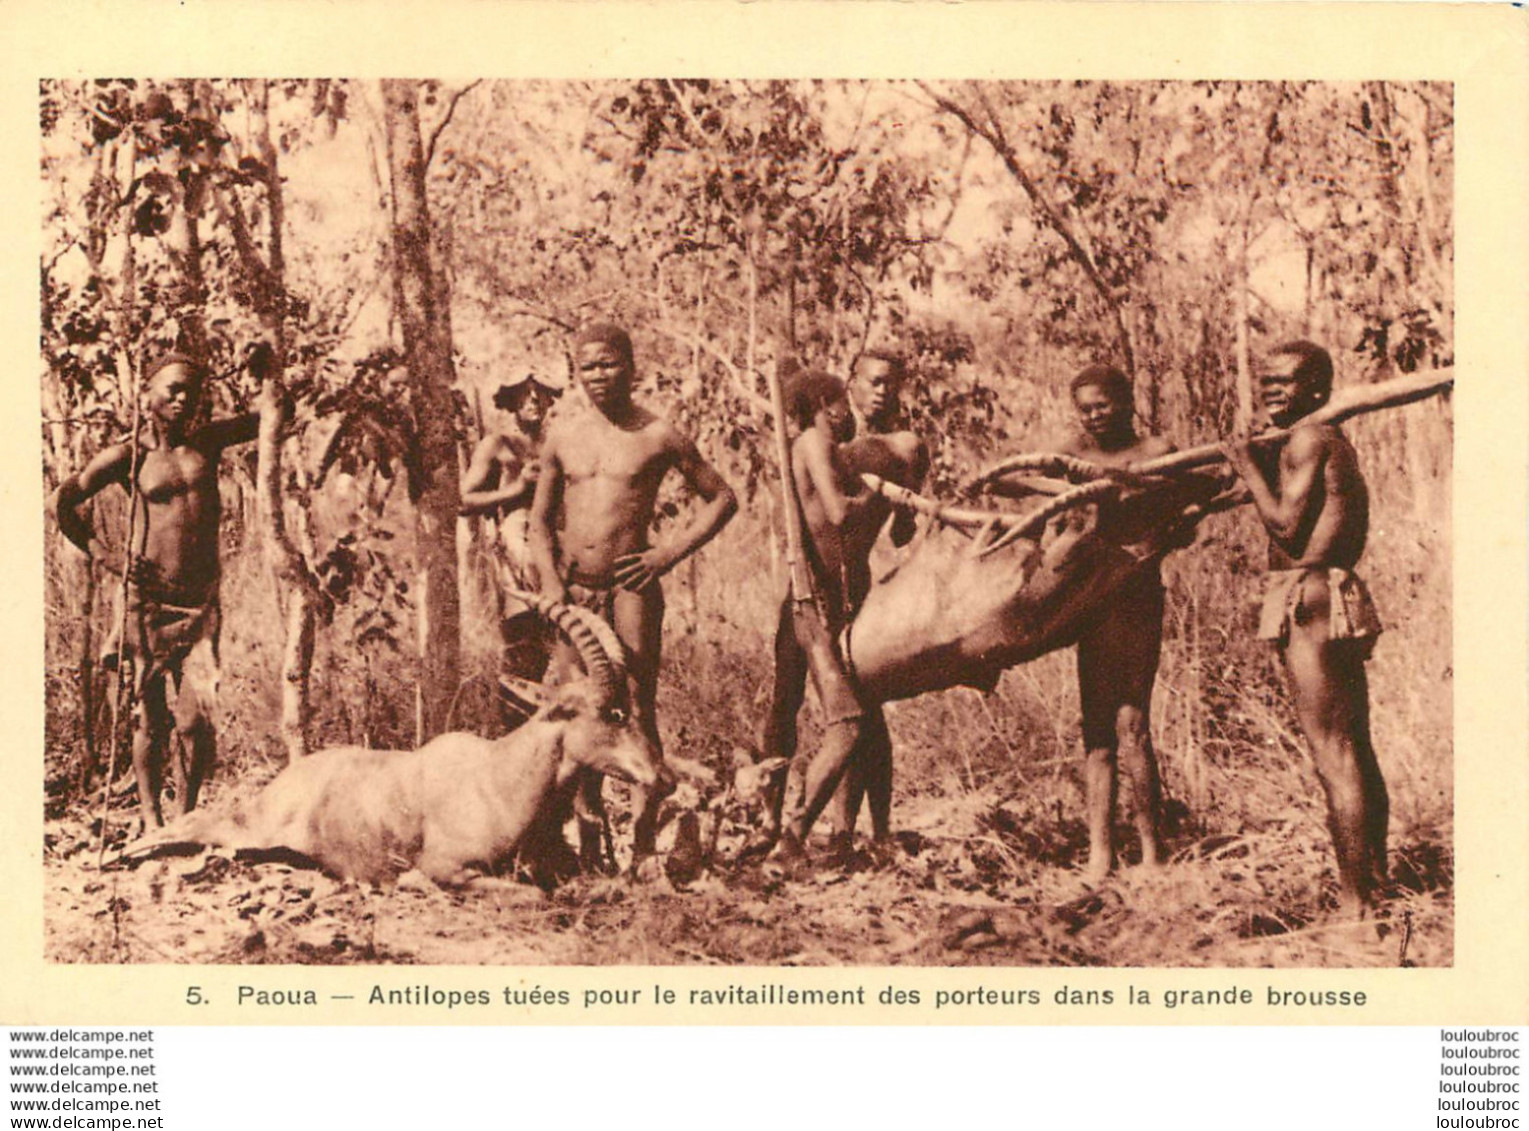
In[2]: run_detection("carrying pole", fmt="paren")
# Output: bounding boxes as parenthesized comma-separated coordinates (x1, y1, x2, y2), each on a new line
(766, 356, 815, 608)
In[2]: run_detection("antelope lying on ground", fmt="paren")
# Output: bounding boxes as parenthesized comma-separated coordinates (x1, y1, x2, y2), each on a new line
(122, 593, 663, 888)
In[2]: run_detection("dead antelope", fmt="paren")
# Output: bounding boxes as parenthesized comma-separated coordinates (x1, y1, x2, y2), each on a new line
(122, 592, 663, 888)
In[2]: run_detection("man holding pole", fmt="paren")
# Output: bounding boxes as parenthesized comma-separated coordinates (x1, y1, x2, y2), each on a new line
(53, 352, 266, 833)
(1222, 340, 1388, 916)
(761, 369, 907, 864)
(758, 354, 926, 858)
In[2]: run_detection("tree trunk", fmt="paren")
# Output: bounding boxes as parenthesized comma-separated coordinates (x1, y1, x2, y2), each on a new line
(234, 78, 324, 761)
(382, 79, 462, 743)
(163, 82, 209, 362)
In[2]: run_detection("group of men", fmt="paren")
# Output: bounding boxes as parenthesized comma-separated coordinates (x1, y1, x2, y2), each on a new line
(52, 325, 1392, 916)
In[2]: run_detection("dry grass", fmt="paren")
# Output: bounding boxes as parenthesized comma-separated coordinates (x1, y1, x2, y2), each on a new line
(41, 404, 1452, 968)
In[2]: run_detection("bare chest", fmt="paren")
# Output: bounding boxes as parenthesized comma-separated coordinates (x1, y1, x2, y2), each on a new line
(137, 446, 216, 505)
(558, 424, 669, 490)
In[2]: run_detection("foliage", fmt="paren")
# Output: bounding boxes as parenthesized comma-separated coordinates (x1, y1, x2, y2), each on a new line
(42, 80, 1453, 966)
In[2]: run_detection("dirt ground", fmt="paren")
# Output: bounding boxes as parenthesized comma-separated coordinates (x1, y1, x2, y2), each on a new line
(44, 767, 1452, 969)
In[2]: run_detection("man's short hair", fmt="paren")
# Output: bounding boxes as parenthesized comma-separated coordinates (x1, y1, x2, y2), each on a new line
(1069, 363, 1132, 403)
(788, 370, 847, 432)
(855, 349, 906, 383)
(573, 322, 634, 366)
(1268, 340, 1334, 404)
(143, 351, 207, 385)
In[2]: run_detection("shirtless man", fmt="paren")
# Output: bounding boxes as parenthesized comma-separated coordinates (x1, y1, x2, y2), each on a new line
(759, 352, 926, 854)
(54, 352, 265, 832)
(1223, 340, 1387, 916)
(769, 372, 892, 861)
(528, 323, 737, 864)
(460, 371, 561, 725)
(990, 364, 1171, 880)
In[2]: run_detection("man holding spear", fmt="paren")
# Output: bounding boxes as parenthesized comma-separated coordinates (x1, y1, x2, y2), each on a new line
(53, 352, 269, 834)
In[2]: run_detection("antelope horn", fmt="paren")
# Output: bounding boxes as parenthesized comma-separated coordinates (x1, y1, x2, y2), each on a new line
(507, 589, 625, 705)
(962, 452, 1163, 495)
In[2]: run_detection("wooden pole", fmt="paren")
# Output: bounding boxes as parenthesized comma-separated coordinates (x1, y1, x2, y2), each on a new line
(968, 368, 1454, 490)
(760, 278, 815, 606)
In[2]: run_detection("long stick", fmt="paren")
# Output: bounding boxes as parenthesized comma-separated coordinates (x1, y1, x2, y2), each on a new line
(96, 378, 141, 868)
(876, 367, 1454, 546)
(967, 368, 1454, 491)
(757, 267, 816, 607)
(96, 134, 143, 868)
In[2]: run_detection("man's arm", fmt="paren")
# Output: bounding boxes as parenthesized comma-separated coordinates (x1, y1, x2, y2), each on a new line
(611, 429, 738, 592)
(53, 442, 132, 555)
(888, 436, 928, 547)
(1225, 426, 1327, 544)
(460, 436, 536, 516)
(198, 373, 289, 453)
(196, 412, 261, 452)
(526, 432, 566, 600)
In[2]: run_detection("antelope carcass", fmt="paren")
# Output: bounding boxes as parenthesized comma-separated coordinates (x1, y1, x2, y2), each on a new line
(123, 593, 661, 887)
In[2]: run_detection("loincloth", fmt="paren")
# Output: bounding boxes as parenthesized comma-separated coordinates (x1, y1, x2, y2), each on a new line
(494, 526, 550, 684)
(115, 582, 221, 721)
(566, 578, 618, 622)
(493, 512, 539, 600)
(1257, 567, 1382, 652)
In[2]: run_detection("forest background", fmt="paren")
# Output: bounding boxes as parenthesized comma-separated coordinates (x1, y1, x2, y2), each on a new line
(38, 79, 1453, 967)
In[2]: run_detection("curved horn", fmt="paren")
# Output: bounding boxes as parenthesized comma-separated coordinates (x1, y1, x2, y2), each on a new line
(506, 589, 624, 704)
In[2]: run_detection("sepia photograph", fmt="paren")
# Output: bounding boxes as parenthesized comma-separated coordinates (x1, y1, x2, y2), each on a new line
(38, 77, 1454, 970)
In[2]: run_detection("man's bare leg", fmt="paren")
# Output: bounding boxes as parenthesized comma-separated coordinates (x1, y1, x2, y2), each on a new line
(1281, 576, 1389, 916)
(825, 760, 863, 857)
(172, 653, 219, 816)
(1116, 704, 1164, 869)
(129, 682, 170, 834)
(175, 719, 216, 816)
(1078, 635, 1122, 882)
(778, 718, 862, 856)
(574, 584, 673, 865)
(1078, 584, 1165, 881)
(839, 709, 892, 843)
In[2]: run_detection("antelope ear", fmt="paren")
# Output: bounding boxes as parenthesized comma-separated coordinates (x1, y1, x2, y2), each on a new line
(753, 756, 790, 776)
(544, 683, 592, 722)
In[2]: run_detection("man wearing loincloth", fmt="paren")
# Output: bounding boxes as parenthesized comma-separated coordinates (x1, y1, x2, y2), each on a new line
(1223, 340, 1388, 916)
(54, 352, 264, 833)
(995, 364, 1174, 882)
(759, 352, 927, 856)
(528, 322, 737, 866)
(460, 368, 561, 725)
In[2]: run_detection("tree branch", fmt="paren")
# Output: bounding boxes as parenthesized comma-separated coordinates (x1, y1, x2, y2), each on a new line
(919, 81, 1135, 374)
(651, 321, 774, 418)
(424, 80, 482, 169)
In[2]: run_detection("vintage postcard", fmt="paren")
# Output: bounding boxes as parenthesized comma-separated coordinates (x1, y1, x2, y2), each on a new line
(1, 1, 1524, 1027)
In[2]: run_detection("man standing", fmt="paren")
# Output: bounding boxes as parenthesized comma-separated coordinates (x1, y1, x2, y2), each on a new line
(54, 353, 264, 833)
(460, 369, 561, 723)
(1223, 341, 1387, 917)
(759, 351, 927, 857)
(991, 364, 1171, 881)
(528, 323, 737, 865)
